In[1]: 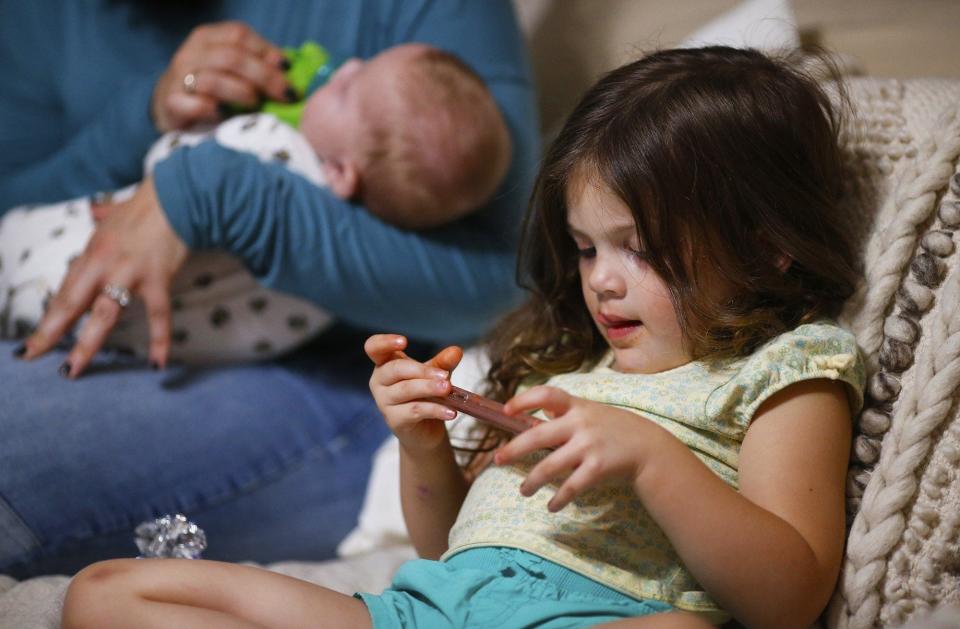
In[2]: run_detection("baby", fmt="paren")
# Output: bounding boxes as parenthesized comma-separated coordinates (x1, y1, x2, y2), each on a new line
(0, 43, 510, 363)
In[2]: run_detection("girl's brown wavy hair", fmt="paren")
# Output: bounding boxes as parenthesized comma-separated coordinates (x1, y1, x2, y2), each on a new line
(482, 46, 858, 406)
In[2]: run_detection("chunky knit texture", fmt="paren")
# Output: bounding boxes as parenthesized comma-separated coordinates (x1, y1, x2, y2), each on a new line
(828, 77, 960, 629)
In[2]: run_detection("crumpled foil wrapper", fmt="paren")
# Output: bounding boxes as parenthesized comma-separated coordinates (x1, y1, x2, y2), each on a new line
(134, 513, 207, 559)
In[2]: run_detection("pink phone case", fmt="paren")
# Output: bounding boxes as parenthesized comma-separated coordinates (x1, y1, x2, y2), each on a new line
(430, 385, 542, 434)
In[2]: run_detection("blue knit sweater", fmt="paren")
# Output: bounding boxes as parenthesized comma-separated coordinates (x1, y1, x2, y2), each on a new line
(0, 0, 539, 343)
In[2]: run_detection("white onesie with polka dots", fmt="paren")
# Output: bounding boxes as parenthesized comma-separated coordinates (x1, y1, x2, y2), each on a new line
(0, 114, 333, 364)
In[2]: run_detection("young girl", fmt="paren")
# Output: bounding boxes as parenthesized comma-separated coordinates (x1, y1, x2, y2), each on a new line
(62, 46, 864, 628)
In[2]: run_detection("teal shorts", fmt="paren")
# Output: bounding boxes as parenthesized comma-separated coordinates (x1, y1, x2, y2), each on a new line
(355, 547, 672, 628)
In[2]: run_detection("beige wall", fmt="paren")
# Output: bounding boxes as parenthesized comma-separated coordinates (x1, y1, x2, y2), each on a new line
(515, 0, 960, 136)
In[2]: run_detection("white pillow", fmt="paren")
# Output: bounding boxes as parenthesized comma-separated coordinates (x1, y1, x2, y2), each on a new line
(681, 0, 799, 52)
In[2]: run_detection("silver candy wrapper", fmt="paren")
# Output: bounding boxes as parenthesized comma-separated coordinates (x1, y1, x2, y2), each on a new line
(134, 513, 207, 559)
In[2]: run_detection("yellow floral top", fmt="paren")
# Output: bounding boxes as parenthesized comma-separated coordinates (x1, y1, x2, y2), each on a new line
(443, 321, 865, 623)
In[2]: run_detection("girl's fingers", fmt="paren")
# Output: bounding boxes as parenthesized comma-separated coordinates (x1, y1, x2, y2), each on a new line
(392, 401, 458, 424)
(548, 464, 601, 512)
(364, 334, 407, 365)
(494, 419, 567, 465)
(503, 385, 572, 417)
(517, 446, 580, 498)
(424, 345, 463, 373)
(377, 376, 451, 407)
(374, 354, 448, 388)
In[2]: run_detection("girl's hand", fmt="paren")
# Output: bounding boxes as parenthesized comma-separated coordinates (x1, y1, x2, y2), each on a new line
(152, 22, 292, 132)
(365, 334, 464, 454)
(494, 385, 668, 512)
(19, 178, 188, 376)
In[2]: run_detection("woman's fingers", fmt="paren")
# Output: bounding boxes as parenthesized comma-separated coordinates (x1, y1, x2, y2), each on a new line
(154, 21, 289, 132)
(200, 44, 290, 103)
(20, 179, 188, 378)
(174, 66, 261, 109)
(63, 292, 128, 378)
(192, 21, 280, 62)
(22, 255, 104, 358)
(142, 281, 173, 369)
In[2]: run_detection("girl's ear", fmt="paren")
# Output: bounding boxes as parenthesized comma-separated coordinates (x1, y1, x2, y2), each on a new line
(323, 158, 360, 200)
(775, 254, 793, 273)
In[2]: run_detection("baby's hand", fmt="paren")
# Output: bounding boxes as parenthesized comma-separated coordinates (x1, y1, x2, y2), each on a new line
(365, 334, 463, 454)
(495, 386, 666, 512)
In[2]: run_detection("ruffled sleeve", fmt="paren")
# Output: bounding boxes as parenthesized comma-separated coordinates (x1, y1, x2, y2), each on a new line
(706, 321, 866, 431)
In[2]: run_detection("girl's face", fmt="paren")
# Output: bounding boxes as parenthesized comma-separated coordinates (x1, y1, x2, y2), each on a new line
(566, 173, 691, 374)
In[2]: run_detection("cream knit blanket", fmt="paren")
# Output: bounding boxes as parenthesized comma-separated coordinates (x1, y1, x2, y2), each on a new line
(828, 77, 960, 629)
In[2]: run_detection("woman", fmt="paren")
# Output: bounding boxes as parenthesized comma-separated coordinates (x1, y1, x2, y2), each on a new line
(0, 0, 538, 577)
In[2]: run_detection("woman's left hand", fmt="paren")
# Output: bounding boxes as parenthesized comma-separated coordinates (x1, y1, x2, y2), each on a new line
(20, 177, 189, 378)
(494, 386, 667, 512)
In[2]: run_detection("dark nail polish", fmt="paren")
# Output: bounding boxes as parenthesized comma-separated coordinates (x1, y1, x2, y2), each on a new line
(217, 102, 232, 118)
(12, 344, 26, 358)
(150, 361, 160, 371)
(279, 57, 292, 71)
(284, 86, 298, 103)
(58, 361, 71, 378)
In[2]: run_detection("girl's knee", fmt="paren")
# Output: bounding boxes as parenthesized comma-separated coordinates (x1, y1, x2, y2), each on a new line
(62, 559, 140, 628)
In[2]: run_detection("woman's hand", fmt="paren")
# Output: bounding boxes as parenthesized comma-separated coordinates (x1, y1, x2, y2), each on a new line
(20, 177, 189, 377)
(365, 334, 464, 454)
(494, 386, 670, 512)
(152, 22, 293, 132)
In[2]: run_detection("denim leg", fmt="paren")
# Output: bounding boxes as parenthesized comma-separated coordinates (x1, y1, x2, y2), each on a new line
(0, 327, 392, 577)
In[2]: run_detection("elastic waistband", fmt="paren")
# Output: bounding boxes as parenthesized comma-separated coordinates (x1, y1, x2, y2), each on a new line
(444, 546, 638, 603)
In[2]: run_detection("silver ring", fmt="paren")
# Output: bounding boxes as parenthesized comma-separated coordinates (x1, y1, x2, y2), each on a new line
(102, 283, 131, 308)
(182, 71, 198, 95)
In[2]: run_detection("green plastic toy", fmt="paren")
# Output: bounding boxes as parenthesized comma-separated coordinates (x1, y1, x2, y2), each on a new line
(228, 42, 340, 128)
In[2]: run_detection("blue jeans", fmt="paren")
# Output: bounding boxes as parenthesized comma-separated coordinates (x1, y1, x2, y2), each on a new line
(0, 326, 393, 578)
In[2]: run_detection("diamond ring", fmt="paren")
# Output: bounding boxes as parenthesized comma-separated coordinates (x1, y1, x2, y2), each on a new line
(182, 71, 198, 95)
(102, 283, 131, 308)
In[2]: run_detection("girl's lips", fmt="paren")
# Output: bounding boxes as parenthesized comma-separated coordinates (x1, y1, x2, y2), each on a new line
(597, 313, 641, 340)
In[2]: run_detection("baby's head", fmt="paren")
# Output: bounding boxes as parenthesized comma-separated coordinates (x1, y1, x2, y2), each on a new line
(487, 47, 860, 387)
(300, 43, 511, 229)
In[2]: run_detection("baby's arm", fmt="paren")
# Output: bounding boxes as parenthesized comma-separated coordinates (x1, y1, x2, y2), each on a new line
(365, 334, 470, 559)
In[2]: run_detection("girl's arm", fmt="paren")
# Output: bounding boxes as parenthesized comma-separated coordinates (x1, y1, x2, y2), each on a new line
(633, 379, 851, 628)
(365, 335, 470, 559)
(498, 379, 851, 628)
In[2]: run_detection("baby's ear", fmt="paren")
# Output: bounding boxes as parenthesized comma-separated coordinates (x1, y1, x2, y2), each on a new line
(323, 158, 360, 200)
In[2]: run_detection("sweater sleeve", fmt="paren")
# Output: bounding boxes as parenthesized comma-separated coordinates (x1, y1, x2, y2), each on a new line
(0, 74, 162, 210)
(0, 2, 163, 210)
(153, 0, 539, 344)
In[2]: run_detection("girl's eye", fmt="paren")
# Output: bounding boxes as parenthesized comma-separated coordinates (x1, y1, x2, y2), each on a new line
(576, 246, 596, 259)
(626, 246, 649, 263)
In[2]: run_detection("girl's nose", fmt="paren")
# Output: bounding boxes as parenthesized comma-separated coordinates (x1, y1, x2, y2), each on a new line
(587, 256, 626, 297)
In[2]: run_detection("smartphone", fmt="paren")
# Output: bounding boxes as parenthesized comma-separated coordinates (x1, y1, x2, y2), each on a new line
(430, 385, 542, 434)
